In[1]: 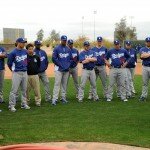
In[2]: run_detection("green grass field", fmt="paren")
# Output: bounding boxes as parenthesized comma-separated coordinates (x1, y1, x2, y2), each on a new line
(48, 56, 52, 63)
(0, 76, 150, 148)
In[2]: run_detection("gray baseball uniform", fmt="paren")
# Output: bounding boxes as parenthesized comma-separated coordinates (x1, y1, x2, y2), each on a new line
(78, 45, 99, 101)
(88, 45, 108, 99)
(78, 69, 99, 100)
(52, 41, 72, 105)
(105, 44, 130, 101)
(9, 71, 28, 107)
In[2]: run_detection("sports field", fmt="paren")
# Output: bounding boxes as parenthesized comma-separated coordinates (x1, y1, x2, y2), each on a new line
(0, 76, 150, 148)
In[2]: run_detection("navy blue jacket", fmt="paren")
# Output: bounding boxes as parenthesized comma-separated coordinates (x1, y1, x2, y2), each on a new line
(139, 47, 150, 66)
(125, 48, 137, 68)
(0, 47, 7, 70)
(70, 48, 79, 68)
(105, 48, 130, 68)
(79, 49, 97, 70)
(34, 48, 48, 73)
(52, 44, 72, 72)
(92, 46, 107, 66)
(7, 48, 27, 72)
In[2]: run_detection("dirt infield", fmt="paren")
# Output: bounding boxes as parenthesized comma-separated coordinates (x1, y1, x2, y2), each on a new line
(4, 63, 142, 79)
(1, 142, 149, 150)
(31, 142, 150, 150)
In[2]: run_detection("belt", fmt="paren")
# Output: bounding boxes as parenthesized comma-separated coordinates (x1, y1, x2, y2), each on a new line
(111, 66, 122, 68)
(83, 68, 94, 70)
(96, 64, 105, 66)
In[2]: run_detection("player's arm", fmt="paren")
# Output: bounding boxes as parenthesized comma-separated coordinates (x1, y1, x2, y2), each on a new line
(122, 50, 131, 68)
(79, 52, 89, 64)
(52, 48, 61, 67)
(140, 52, 150, 59)
(104, 50, 111, 68)
(69, 51, 74, 65)
(86, 52, 97, 62)
(37, 56, 41, 68)
(77, 50, 79, 62)
(7, 52, 15, 71)
(135, 50, 137, 63)
(44, 52, 49, 69)
(0, 54, 7, 58)
(0, 48, 7, 58)
(86, 57, 97, 62)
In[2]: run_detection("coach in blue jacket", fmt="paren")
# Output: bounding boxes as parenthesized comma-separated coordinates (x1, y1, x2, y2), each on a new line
(52, 35, 72, 105)
(34, 41, 51, 102)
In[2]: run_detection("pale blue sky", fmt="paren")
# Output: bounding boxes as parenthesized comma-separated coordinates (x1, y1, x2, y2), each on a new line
(0, 0, 150, 41)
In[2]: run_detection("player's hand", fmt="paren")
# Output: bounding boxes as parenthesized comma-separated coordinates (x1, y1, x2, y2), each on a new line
(107, 63, 111, 69)
(82, 59, 89, 64)
(121, 62, 128, 68)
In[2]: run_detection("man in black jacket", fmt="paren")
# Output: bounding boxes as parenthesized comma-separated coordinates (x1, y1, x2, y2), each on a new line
(26, 43, 41, 106)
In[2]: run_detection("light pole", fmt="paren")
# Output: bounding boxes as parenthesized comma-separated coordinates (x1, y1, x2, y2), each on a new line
(129, 16, 134, 28)
(82, 16, 84, 37)
(93, 10, 97, 42)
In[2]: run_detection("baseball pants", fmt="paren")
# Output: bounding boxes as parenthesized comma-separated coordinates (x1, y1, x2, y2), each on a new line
(107, 68, 126, 100)
(9, 71, 28, 108)
(0, 70, 4, 102)
(38, 71, 51, 101)
(89, 66, 107, 98)
(141, 66, 150, 98)
(78, 69, 98, 100)
(52, 70, 69, 101)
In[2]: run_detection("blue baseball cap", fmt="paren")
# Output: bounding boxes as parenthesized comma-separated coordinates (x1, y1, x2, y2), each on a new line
(16, 37, 27, 43)
(125, 40, 132, 45)
(61, 35, 67, 41)
(114, 40, 120, 45)
(97, 36, 103, 42)
(145, 37, 150, 42)
(34, 40, 42, 45)
(83, 41, 90, 46)
(67, 39, 73, 45)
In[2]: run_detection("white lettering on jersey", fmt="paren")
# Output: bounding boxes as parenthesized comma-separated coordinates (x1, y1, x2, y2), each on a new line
(59, 53, 69, 58)
(72, 53, 77, 58)
(85, 54, 93, 58)
(95, 51, 105, 56)
(40, 56, 45, 61)
(15, 55, 27, 62)
(112, 53, 124, 59)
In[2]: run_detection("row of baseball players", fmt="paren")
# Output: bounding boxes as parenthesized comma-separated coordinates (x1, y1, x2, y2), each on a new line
(0, 36, 150, 112)
(51, 36, 150, 105)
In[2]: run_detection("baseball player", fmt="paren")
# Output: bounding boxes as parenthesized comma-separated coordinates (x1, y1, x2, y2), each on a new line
(88, 36, 108, 100)
(0, 46, 7, 103)
(124, 41, 137, 98)
(67, 39, 79, 98)
(78, 41, 99, 102)
(26, 43, 41, 106)
(34, 41, 51, 102)
(52, 35, 72, 105)
(7, 37, 30, 112)
(105, 40, 130, 102)
(139, 37, 150, 101)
